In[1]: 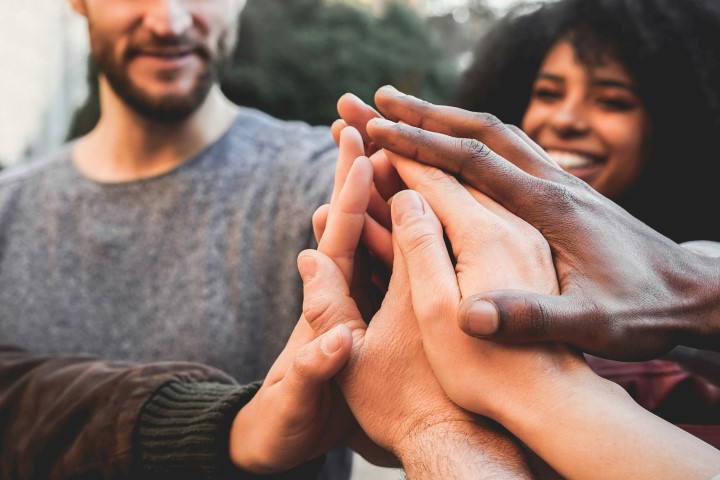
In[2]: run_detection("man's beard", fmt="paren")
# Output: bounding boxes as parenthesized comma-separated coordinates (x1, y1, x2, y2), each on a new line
(92, 31, 231, 122)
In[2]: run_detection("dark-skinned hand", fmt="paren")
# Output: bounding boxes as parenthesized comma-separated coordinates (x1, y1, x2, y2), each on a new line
(359, 85, 720, 361)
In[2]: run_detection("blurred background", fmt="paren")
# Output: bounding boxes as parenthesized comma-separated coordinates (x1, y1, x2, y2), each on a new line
(0, 0, 550, 168)
(0, 0, 545, 477)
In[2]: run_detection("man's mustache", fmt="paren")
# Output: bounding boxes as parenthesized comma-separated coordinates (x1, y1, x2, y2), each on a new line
(125, 36, 212, 62)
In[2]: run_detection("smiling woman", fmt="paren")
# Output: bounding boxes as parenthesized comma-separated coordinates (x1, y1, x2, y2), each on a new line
(451, 0, 720, 244)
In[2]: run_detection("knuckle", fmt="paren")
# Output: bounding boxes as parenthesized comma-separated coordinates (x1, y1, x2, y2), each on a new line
(470, 112, 505, 133)
(414, 99, 433, 124)
(497, 295, 552, 339)
(414, 163, 453, 189)
(458, 137, 493, 161)
(292, 348, 314, 378)
(402, 227, 441, 260)
(302, 291, 343, 334)
(543, 182, 575, 207)
(529, 180, 582, 223)
(529, 298, 552, 338)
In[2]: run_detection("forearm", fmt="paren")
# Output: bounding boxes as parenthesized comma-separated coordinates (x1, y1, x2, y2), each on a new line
(502, 371, 720, 479)
(0, 345, 246, 479)
(396, 419, 534, 480)
(680, 241, 720, 349)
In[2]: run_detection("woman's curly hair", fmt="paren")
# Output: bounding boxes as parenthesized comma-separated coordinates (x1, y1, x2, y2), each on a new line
(451, 0, 720, 242)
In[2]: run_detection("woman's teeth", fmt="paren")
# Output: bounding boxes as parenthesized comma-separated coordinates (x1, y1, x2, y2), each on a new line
(546, 150, 599, 170)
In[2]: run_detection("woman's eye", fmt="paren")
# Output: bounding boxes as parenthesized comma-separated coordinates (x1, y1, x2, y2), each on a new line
(597, 98, 634, 111)
(533, 88, 562, 101)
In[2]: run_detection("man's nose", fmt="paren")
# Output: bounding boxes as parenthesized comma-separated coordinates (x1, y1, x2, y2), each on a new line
(143, 0, 192, 37)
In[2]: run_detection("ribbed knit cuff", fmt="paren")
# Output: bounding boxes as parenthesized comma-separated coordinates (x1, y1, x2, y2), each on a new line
(135, 381, 326, 479)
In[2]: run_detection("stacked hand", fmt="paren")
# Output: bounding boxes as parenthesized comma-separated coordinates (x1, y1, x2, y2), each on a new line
(335, 86, 720, 361)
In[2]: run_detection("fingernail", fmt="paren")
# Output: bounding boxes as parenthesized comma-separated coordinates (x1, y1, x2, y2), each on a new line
(297, 255, 317, 283)
(392, 190, 425, 226)
(321, 325, 349, 355)
(381, 85, 401, 95)
(369, 118, 395, 128)
(343, 92, 362, 103)
(466, 300, 498, 336)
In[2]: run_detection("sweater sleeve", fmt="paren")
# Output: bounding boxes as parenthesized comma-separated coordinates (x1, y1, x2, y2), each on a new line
(136, 382, 326, 479)
(0, 345, 325, 479)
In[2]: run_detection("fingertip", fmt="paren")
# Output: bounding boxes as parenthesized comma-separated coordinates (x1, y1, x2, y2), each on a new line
(331, 119, 346, 144)
(339, 125, 361, 141)
(458, 298, 499, 337)
(312, 204, 330, 241)
(331, 118, 347, 132)
(312, 203, 330, 222)
(297, 252, 318, 284)
(350, 155, 373, 180)
(391, 190, 425, 227)
(339, 92, 362, 104)
(320, 324, 353, 356)
(377, 84, 400, 98)
(368, 118, 395, 130)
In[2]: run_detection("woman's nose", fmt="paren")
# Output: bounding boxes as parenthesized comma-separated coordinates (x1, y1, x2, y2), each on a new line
(549, 97, 591, 136)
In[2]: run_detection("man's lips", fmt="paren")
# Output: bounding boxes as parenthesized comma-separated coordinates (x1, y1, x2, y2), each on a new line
(136, 48, 195, 58)
(128, 47, 203, 71)
(127, 41, 210, 62)
(130, 49, 196, 63)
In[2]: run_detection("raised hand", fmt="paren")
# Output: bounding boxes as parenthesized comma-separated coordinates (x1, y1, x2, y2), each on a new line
(228, 319, 356, 474)
(388, 181, 720, 479)
(227, 128, 387, 475)
(366, 85, 720, 361)
(385, 155, 581, 422)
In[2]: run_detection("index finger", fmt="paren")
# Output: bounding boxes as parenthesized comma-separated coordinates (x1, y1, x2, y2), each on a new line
(367, 118, 544, 218)
(337, 93, 382, 155)
(373, 86, 564, 180)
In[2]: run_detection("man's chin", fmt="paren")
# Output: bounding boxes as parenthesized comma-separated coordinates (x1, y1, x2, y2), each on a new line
(127, 96, 202, 122)
(114, 80, 214, 122)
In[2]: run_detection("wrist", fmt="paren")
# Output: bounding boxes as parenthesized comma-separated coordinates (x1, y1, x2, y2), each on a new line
(679, 242, 720, 342)
(395, 416, 532, 480)
(500, 368, 628, 446)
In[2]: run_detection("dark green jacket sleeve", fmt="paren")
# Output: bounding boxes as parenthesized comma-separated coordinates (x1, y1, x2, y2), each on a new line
(138, 382, 326, 480)
(0, 345, 324, 479)
(0, 344, 237, 478)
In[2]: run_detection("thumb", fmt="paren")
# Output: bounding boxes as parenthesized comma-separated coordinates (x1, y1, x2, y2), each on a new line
(458, 291, 588, 346)
(299, 249, 367, 338)
(283, 324, 353, 395)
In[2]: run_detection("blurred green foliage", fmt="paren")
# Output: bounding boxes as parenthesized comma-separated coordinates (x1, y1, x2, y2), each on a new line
(67, 0, 458, 138)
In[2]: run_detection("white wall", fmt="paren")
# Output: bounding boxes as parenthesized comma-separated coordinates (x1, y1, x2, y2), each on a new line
(0, 0, 89, 167)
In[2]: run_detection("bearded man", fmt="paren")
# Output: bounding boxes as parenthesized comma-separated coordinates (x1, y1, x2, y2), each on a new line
(0, 0, 350, 477)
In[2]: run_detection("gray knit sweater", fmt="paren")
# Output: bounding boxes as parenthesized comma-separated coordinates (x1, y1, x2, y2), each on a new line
(0, 107, 350, 478)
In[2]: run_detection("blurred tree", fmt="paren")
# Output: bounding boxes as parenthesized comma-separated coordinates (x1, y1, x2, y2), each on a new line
(225, 0, 457, 124)
(67, 0, 457, 138)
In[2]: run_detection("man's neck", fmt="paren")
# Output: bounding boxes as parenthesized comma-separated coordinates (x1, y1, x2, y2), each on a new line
(73, 84, 239, 183)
